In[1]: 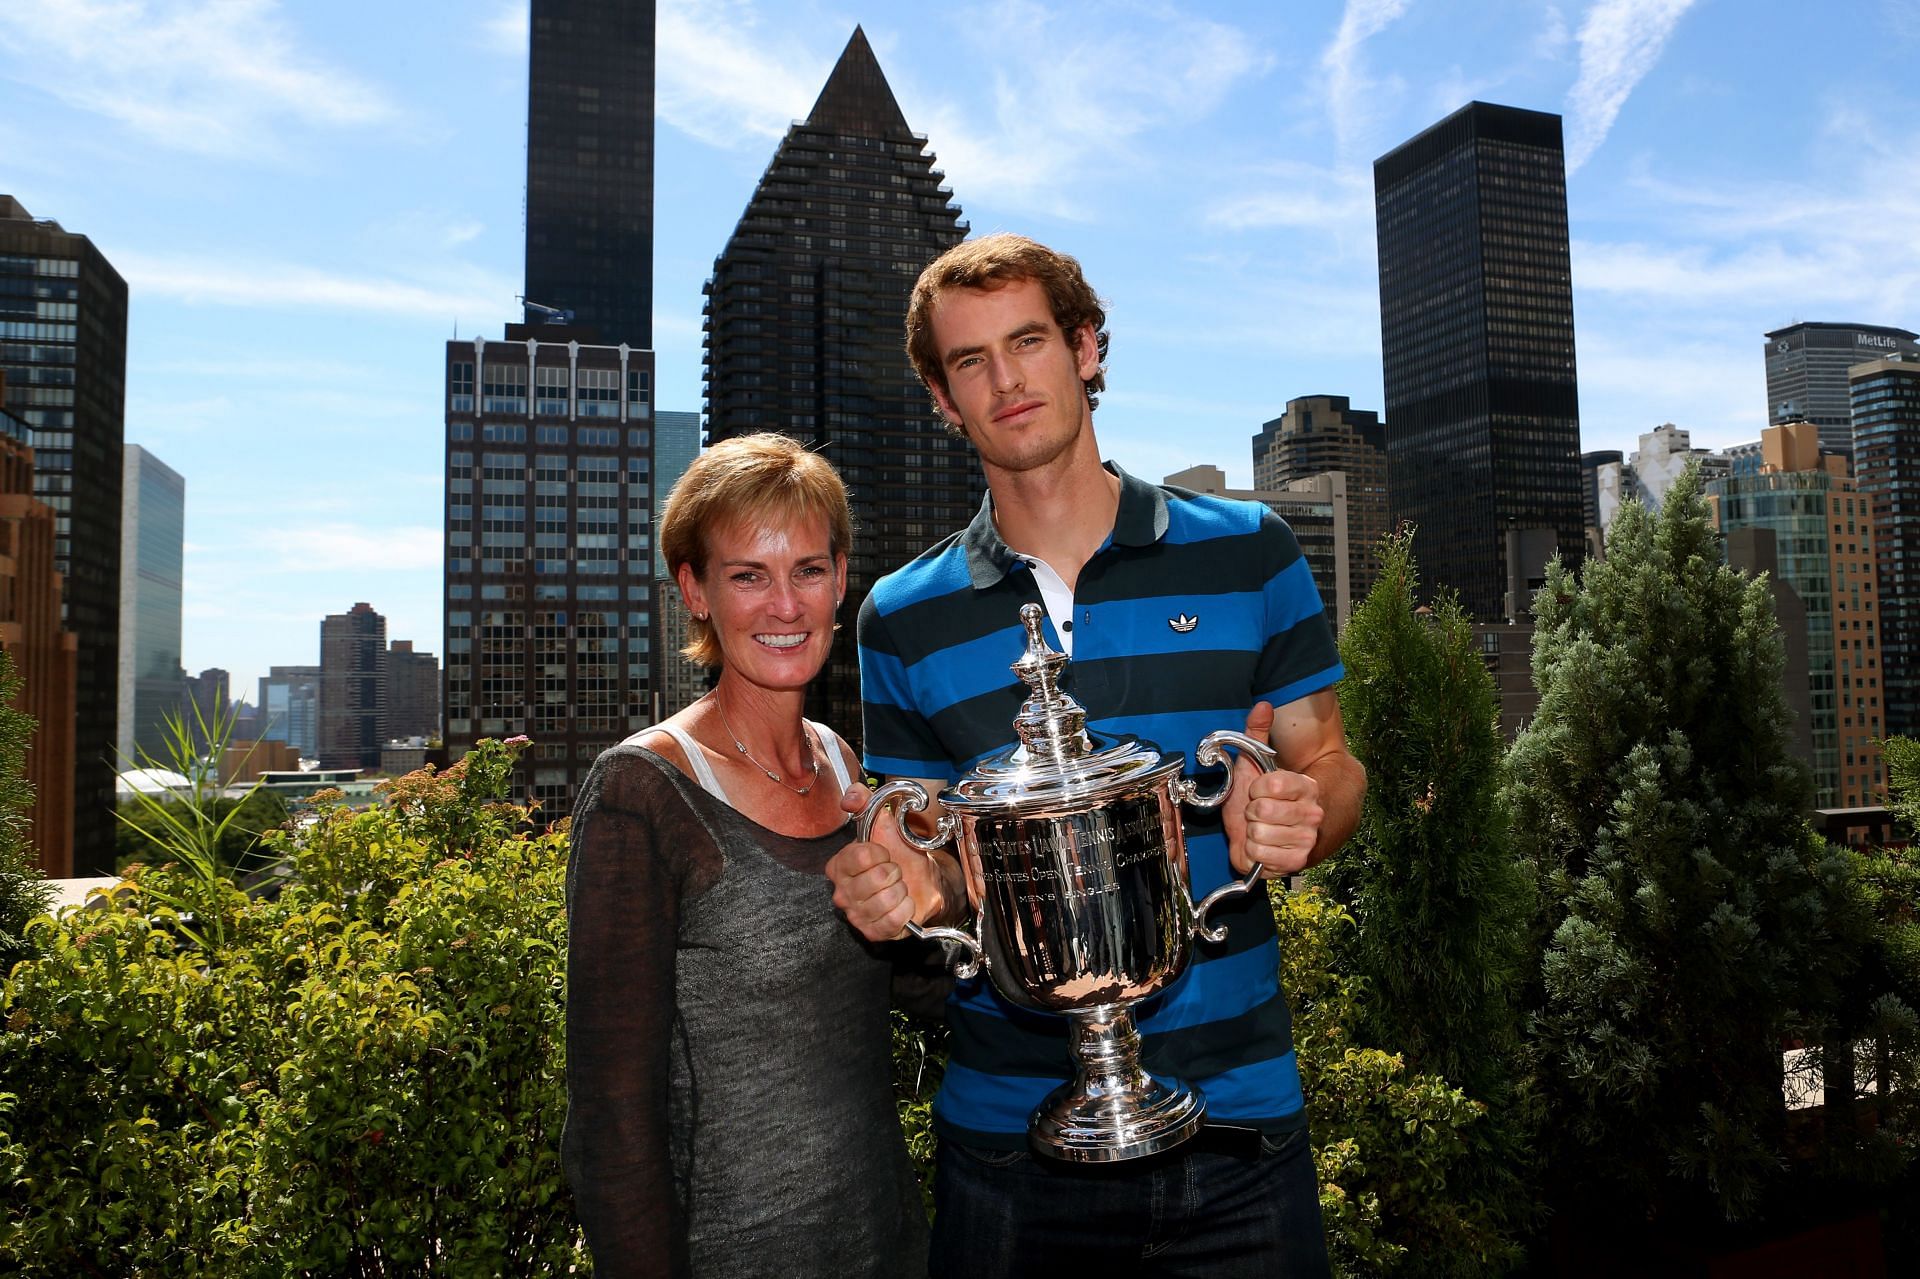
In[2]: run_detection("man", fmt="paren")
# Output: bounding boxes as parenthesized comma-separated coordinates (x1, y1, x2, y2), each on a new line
(827, 234, 1364, 1276)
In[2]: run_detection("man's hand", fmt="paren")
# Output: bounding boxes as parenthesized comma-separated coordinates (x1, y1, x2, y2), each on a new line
(827, 782, 955, 943)
(1222, 701, 1326, 879)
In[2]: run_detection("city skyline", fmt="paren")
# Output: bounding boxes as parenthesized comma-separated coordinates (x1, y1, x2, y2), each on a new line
(2, 0, 1915, 693)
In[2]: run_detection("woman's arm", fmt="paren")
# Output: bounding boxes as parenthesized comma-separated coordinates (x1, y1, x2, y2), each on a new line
(562, 751, 687, 1278)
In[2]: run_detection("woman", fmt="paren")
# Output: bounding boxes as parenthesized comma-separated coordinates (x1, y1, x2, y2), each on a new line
(562, 433, 927, 1278)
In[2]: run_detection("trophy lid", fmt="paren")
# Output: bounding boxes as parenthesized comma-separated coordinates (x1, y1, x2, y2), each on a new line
(940, 604, 1183, 814)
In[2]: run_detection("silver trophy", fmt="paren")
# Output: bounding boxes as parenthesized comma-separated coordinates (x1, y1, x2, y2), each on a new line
(858, 603, 1279, 1162)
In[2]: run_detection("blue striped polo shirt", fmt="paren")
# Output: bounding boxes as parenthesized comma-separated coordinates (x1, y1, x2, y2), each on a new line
(859, 462, 1343, 1149)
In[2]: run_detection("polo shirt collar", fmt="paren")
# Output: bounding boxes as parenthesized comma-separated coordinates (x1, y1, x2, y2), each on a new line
(962, 461, 1170, 590)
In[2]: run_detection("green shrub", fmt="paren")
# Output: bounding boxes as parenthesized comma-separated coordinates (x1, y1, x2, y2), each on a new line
(1277, 884, 1511, 1277)
(0, 739, 584, 1276)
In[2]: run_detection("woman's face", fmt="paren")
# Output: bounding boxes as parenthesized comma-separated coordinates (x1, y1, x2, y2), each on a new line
(678, 512, 846, 693)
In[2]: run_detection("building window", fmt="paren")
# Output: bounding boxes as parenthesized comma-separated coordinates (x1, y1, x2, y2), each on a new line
(483, 363, 528, 414)
(536, 366, 569, 415)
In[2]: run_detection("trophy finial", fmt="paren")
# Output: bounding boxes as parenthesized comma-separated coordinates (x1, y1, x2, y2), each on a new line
(1009, 603, 1090, 761)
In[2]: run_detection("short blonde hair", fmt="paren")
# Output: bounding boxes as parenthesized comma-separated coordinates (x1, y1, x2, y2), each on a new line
(660, 432, 853, 668)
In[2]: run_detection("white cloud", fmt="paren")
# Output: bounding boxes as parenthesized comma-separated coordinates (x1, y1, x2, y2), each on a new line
(908, 3, 1269, 220)
(1564, 0, 1697, 172)
(259, 524, 443, 573)
(0, 0, 397, 159)
(481, 0, 528, 56)
(654, 0, 830, 147)
(116, 251, 515, 320)
(1320, 0, 1414, 159)
(1205, 161, 1375, 235)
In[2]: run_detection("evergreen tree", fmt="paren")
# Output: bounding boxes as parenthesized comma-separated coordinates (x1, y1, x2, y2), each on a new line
(0, 649, 51, 973)
(1309, 530, 1537, 1273)
(1313, 529, 1532, 1097)
(1508, 461, 1861, 1226)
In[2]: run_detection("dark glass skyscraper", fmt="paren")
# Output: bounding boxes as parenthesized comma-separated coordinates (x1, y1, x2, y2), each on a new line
(703, 27, 974, 740)
(1, 193, 127, 873)
(1851, 356, 1920, 739)
(1373, 102, 1584, 622)
(525, 0, 655, 346)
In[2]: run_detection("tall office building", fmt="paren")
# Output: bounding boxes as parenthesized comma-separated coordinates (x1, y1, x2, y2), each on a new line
(117, 444, 185, 762)
(524, 0, 655, 347)
(651, 408, 706, 717)
(704, 27, 974, 737)
(1, 194, 128, 873)
(1851, 356, 1920, 739)
(1373, 103, 1585, 622)
(258, 665, 320, 759)
(1765, 323, 1919, 460)
(1707, 423, 1884, 807)
(384, 639, 441, 741)
(319, 604, 385, 770)
(445, 0, 659, 814)
(0, 393, 76, 875)
(1253, 395, 1388, 607)
(443, 330, 656, 811)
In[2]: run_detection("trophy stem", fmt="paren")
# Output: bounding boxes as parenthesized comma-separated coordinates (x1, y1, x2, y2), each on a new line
(1028, 1003, 1205, 1163)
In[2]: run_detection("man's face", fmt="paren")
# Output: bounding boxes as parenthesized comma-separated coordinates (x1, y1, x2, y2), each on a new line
(926, 278, 1100, 477)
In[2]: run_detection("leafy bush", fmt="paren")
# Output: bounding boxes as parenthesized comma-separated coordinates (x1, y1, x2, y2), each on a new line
(0, 648, 49, 975)
(113, 789, 289, 880)
(0, 739, 583, 1276)
(1275, 884, 1512, 1276)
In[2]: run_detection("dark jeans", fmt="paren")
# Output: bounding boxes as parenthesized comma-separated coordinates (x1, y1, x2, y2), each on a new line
(928, 1127, 1332, 1278)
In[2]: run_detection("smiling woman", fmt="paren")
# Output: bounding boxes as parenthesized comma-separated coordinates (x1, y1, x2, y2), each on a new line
(561, 433, 927, 1278)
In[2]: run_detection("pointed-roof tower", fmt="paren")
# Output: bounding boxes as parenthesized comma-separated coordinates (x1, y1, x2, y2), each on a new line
(805, 26, 911, 137)
(703, 28, 974, 741)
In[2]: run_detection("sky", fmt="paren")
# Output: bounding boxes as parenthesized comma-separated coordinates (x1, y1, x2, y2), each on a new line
(2, 0, 1917, 699)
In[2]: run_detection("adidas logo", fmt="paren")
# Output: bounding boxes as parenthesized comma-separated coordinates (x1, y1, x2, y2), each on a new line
(1168, 613, 1198, 633)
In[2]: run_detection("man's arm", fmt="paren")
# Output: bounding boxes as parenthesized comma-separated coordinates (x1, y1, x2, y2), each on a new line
(827, 780, 972, 943)
(1223, 689, 1367, 877)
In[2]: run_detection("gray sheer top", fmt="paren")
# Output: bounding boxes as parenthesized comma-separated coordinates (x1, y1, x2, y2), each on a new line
(562, 736, 927, 1278)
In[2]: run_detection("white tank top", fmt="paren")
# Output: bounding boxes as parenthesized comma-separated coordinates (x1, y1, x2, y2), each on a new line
(653, 719, 854, 807)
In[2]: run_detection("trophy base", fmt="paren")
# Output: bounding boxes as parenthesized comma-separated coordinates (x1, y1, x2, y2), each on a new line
(1028, 1004, 1206, 1163)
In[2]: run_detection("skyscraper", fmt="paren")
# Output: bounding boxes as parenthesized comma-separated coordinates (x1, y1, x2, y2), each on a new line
(703, 27, 973, 736)
(1850, 356, 1920, 739)
(445, 0, 659, 815)
(1, 194, 128, 873)
(442, 330, 656, 811)
(0, 392, 76, 875)
(1253, 394, 1388, 607)
(1707, 423, 1884, 807)
(1373, 103, 1585, 622)
(258, 665, 320, 759)
(319, 604, 385, 770)
(384, 639, 441, 742)
(1765, 323, 1919, 460)
(117, 444, 185, 763)
(651, 408, 706, 718)
(524, 0, 655, 347)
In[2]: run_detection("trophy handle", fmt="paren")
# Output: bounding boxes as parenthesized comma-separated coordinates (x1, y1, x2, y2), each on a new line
(1178, 729, 1280, 944)
(856, 779, 983, 980)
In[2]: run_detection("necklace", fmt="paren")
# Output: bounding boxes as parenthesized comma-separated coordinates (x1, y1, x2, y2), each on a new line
(714, 698, 820, 796)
